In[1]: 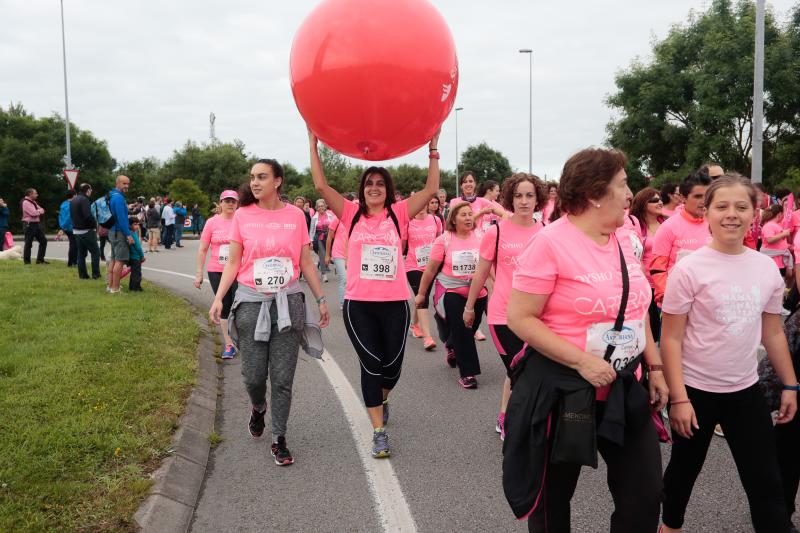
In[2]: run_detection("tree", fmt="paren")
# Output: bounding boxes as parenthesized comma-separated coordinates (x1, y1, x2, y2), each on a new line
(0, 103, 115, 231)
(161, 140, 250, 202)
(458, 142, 513, 184)
(606, 0, 800, 190)
(117, 157, 166, 201)
(168, 178, 209, 212)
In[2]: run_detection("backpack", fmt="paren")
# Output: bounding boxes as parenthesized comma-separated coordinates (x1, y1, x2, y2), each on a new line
(92, 194, 116, 229)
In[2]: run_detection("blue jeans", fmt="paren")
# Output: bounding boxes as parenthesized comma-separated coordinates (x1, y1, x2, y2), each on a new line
(333, 257, 347, 307)
(175, 223, 183, 246)
(163, 224, 175, 248)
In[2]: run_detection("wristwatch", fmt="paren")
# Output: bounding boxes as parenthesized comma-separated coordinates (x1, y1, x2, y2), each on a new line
(316, 295, 326, 305)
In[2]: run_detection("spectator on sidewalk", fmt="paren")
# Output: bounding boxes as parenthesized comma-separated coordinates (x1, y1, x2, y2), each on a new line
(0, 197, 9, 252)
(21, 188, 48, 265)
(191, 203, 202, 235)
(58, 190, 77, 267)
(145, 200, 161, 252)
(70, 183, 101, 280)
(174, 201, 187, 248)
(162, 200, 176, 249)
(128, 217, 145, 292)
(108, 175, 133, 294)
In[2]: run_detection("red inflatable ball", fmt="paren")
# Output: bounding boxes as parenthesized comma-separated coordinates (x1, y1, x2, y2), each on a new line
(290, 0, 459, 161)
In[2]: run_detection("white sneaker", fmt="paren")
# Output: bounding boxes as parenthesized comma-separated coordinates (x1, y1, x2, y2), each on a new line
(322, 274, 328, 283)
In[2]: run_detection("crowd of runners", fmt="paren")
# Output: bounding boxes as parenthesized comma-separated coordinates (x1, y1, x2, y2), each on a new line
(9, 135, 800, 531)
(192, 132, 800, 531)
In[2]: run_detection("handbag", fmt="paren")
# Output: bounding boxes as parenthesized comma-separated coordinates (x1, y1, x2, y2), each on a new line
(3, 231, 13, 249)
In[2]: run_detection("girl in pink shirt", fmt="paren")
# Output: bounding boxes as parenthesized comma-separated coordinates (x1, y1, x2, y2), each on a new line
(660, 175, 798, 533)
(464, 173, 546, 438)
(195, 190, 239, 358)
(760, 204, 791, 274)
(541, 182, 557, 225)
(209, 159, 330, 467)
(505, 148, 667, 532)
(415, 202, 486, 389)
(309, 128, 441, 459)
(405, 200, 443, 351)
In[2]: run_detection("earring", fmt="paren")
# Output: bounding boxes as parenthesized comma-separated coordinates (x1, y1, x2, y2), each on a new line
(595, 203, 601, 208)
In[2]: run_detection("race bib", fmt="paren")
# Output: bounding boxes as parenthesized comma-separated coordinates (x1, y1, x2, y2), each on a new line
(415, 244, 431, 268)
(451, 249, 479, 276)
(585, 319, 646, 371)
(360, 244, 398, 281)
(218, 244, 230, 265)
(253, 257, 293, 293)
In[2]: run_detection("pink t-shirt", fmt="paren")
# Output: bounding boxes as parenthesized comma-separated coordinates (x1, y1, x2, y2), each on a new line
(430, 231, 482, 280)
(652, 210, 711, 272)
(513, 216, 651, 378)
(662, 246, 784, 393)
(476, 199, 505, 234)
(480, 219, 542, 324)
(761, 220, 789, 268)
(405, 214, 441, 272)
(341, 199, 410, 301)
(542, 198, 556, 225)
(328, 218, 347, 260)
(661, 207, 676, 218)
(228, 203, 310, 291)
(200, 214, 234, 273)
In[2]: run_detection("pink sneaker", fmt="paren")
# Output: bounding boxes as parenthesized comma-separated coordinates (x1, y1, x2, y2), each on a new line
(474, 330, 486, 341)
(410, 324, 423, 338)
(423, 337, 436, 351)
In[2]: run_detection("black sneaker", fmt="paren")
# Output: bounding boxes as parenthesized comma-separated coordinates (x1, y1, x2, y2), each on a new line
(248, 407, 266, 438)
(445, 346, 457, 368)
(271, 436, 294, 466)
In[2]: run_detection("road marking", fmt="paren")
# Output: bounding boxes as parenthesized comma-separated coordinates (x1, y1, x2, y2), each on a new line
(142, 266, 209, 283)
(317, 349, 418, 533)
(54, 258, 419, 532)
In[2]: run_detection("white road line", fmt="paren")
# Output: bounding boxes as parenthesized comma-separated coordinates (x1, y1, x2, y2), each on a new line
(317, 349, 418, 533)
(83, 260, 418, 532)
(142, 266, 209, 283)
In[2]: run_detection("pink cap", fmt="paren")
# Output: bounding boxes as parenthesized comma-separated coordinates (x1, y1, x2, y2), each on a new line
(220, 190, 239, 201)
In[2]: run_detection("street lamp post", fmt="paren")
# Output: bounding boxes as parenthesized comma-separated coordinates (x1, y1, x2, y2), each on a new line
(519, 49, 532, 174)
(752, 0, 765, 184)
(60, 0, 73, 170)
(454, 106, 463, 198)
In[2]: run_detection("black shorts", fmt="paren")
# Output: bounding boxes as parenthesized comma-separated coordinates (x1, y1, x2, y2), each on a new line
(208, 271, 237, 320)
(489, 324, 525, 377)
(406, 270, 432, 309)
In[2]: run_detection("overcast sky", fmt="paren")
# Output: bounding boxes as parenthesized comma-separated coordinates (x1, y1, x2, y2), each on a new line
(1, 0, 796, 189)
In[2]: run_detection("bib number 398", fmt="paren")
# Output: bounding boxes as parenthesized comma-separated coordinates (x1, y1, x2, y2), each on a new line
(360, 244, 398, 281)
(253, 257, 293, 293)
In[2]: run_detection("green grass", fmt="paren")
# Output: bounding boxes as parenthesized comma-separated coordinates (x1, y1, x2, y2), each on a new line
(0, 262, 199, 532)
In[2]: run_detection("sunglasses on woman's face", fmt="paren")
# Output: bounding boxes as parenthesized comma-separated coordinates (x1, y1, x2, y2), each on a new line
(648, 197, 662, 204)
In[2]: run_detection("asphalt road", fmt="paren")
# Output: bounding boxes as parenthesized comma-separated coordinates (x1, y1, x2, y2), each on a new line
(41, 238, 799, 532)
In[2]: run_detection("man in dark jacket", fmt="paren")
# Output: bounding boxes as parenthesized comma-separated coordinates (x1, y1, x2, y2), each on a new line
(70, 183, 101, 279)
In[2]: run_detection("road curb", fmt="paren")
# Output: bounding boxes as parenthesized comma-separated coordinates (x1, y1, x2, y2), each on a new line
(134, 313, 221, 533)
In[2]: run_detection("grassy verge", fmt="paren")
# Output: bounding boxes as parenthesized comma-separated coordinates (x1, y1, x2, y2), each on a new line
(0, 262, 199, 532)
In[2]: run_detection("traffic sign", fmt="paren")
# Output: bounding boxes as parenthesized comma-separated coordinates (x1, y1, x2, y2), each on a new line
(64, 168, 80, 189)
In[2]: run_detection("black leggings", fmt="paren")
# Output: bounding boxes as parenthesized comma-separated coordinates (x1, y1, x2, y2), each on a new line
(343, 300, 410, 408)
(776, 413, 800, 518)
(207, 271, 237, 320)
(528, 399, 662, 533)
(434, 292, 487, 378)
(489, 324, 525, 377)
(406, 270, 432, 308)
(662, 384, 790, 532)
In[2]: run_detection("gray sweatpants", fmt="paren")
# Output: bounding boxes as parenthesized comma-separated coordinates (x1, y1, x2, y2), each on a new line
(234, 301, 301, 440)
